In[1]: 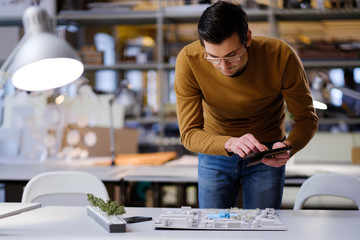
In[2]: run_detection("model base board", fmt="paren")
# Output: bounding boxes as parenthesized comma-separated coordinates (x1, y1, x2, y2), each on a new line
(154, 206, 286, 231)
(87, 206, 126, 233)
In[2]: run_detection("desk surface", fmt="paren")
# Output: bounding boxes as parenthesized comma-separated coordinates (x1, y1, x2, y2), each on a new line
(2, 156, 360, 184)
(0, 157, 129, 182)
(0, 205, 359, 240)
(2, 160, 360, 189)
(0, 202, 40, 219)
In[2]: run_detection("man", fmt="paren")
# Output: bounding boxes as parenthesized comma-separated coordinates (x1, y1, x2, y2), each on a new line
(174, 1, 318, 209)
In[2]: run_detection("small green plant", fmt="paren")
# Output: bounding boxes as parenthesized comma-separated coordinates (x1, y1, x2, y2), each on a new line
(87, 193, 126, 216)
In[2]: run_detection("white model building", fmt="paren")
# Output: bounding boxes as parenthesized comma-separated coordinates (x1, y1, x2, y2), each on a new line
(154, 206, 286, 231)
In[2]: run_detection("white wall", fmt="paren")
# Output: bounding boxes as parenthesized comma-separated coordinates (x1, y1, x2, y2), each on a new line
(0, 27, 20, 62)
(293, 132, 360, 164)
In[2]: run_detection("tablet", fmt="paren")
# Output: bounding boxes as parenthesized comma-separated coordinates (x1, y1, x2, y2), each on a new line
(243, 146, 292, 167)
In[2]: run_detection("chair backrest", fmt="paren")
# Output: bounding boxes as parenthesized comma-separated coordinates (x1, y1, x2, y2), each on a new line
(21, 171, 109, 206)
(293, 173, 360, 210)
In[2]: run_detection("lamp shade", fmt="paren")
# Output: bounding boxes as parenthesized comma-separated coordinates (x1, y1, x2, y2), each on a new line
(1, 6, 84, 91)
(10, 33, 84, 91)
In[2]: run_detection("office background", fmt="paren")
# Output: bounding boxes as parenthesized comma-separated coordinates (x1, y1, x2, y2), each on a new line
(0, 0, 360, 208)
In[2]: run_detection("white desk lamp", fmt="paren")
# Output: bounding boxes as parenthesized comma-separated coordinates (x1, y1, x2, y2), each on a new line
(337, 86, 360, 101)
(0, 6, 83, 91)
(312, 76, 360, 110)
(313, 88, 360, 111)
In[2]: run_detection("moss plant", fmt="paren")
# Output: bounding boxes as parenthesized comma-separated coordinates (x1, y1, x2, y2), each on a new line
(87, 193, 126, 216)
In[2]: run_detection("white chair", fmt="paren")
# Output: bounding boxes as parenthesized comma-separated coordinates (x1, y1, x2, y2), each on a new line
(293, 173, 360, 210)
(21, 171, 109, 206)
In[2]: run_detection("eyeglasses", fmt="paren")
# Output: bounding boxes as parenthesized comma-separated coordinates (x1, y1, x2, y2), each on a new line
(204, 46, 244, 65)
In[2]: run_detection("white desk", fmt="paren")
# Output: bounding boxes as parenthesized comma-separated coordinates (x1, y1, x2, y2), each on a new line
(2, 157, 360, 207)
(285, 163, 360, 185)
(0, 205, 359, 240)
(0, 202, 40, 219)
(123, 165, 198, 183)
(0, 157, 129, 182)
(0, 158, 130, 202)
(123, 158, 360, 185)
(286, 163, 360, 177)
(121, 162, 360, 207)
(2, 157, 360, 185)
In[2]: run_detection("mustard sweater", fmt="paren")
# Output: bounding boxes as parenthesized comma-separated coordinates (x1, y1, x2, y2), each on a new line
(175, 36, 318, 156)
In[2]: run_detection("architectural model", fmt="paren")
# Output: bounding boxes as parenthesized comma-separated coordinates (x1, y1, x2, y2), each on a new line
(86, 193, 127, 233)
(87, 205, 126, 233)
(154, 206, 286, 231)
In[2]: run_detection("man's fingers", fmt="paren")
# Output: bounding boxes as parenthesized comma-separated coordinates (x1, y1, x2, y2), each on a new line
(242, 133, 268, 152)
(244, 133, 268, 152)
(224, 134, 269, 158)
(233, 143, 251, 157)
(262, 142, 291, 167)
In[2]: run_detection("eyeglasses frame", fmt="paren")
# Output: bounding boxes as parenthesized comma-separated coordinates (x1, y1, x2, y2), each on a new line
(204, 45, 245, 65)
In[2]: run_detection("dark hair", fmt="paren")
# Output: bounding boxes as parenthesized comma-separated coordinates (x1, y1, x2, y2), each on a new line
(198, 1, 248, 46)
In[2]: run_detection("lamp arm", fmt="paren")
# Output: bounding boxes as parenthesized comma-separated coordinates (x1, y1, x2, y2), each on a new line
(328, 83, 360, 101)
(0, 35, 29, 88)
(109, 98, 116, 166)
(338, 87, 360, 101)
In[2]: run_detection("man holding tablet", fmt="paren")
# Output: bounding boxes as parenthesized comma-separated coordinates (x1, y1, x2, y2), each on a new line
(175, 1, 318, 209)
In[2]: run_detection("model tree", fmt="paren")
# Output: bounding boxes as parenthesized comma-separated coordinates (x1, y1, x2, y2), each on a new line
(87, 193, 126, 216)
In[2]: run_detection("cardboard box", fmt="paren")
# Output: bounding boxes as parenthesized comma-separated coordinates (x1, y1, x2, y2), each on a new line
(352, 147, 360, 164)
(63, 126, 139, 156)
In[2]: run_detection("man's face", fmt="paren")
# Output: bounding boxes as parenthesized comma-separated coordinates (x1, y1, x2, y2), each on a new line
(203, 33, 247, 77)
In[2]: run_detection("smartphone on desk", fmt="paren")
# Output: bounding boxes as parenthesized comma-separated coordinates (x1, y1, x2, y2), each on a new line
(123, 216, 152, 223)
(243, 146, 292, 167)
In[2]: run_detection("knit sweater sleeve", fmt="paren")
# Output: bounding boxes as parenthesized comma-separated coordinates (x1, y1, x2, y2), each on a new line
(281, 48, 318, 154)
(174, 46, 231, 156)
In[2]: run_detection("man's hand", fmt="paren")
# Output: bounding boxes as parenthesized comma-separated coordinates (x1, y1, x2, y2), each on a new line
(262, 142, 291, 167)
(224, 133, 268, 158)
(225, 135, 291, 167)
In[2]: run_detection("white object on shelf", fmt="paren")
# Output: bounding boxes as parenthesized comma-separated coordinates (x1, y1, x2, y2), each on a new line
(163, 4, 210, 16)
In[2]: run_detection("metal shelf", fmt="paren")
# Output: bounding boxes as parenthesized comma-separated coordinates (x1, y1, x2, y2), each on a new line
(0, 16, 22, 26)
(302, 59, 360, 69)
(85, 60, 360, 71)
(57, 11, 158, 26)
(2, 8, 360, 26)
(126, 116, 178, 125)
(54, 8, 360, 26)
(85, 63, 158, 71)
(84, 63, 175, 71)
(163, 6, 269, 23)
(274, 9, 360, 21)
(318, 118, 360, 125)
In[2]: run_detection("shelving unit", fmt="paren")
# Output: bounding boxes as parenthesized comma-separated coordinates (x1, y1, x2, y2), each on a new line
(302, 60, 360, 69)
(56, 2, 170, 152)
(57, 11, 159, 25)
(0, 16, 22, 26)
(60, 2, 360, 144)
(273, 8, 360, 21)
(1, 1, 360, 152)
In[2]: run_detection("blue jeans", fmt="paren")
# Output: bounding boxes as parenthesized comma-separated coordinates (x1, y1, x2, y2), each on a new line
(198, 149, 285, 209)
